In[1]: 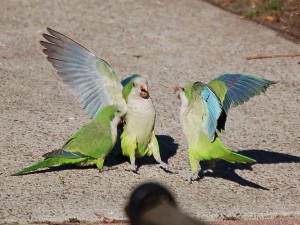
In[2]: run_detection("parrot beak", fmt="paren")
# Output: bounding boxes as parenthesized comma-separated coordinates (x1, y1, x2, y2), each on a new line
(140, 83, 149, 99)
(174, 85, 181, 100)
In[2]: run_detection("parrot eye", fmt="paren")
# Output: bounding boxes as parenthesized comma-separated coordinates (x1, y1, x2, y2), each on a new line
(132, 82, 136, 87)
(181, 87, 185, 92)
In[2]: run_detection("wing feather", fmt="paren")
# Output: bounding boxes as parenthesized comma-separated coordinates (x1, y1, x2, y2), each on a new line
(41, 28, 127, 118)
(199, 85, 222, 141)
(214, 74, 276, 113)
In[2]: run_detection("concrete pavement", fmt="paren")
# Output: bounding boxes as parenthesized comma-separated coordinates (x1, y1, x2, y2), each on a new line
(0, 0, 299, 223)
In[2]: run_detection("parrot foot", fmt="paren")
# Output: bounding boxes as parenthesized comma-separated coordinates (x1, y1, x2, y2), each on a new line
(125, 163, 138, 173)
(186, 173, 199, 183)
(158, 161, 168, 170)
(178, 171, 199, 183)
(158, 162, 173, 174)
(126, 157, 138, 173)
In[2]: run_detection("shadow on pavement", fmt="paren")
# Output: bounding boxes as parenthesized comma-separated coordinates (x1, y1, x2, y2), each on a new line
(238, 149, 300, 164)
(197, 149, 300, 190)
(198, 168, 269, 190)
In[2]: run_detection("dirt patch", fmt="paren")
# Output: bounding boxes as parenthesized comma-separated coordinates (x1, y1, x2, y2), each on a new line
(203, 0, 300, 43)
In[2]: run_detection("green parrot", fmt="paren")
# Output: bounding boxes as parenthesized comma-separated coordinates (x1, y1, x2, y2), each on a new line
(39, 28, 167, 171)
(13, 105, 125, 175)
(175, 74, 276, 181)
(120, 75, 167, 171)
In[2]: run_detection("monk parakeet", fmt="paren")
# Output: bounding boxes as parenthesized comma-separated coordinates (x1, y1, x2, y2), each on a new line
(175, 74, 276, 181)
(39, 28, 167, 171)
(13, 105, 125, 175)
(120, 75, 167, 171)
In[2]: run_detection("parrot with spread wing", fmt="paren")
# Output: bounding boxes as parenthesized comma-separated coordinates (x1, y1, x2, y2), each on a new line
(175, 74, 276, 181)
(38, 28, 167, 171)
(13, 105, 125, 175)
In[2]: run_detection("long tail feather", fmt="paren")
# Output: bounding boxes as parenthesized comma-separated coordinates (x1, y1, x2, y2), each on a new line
(222, 150, 256, 163)
(12, 158, 87, 176)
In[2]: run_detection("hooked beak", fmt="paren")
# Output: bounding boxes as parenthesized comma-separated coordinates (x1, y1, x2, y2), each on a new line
(174, 85, 180, 93)
(140, 83, 149, 99)
(174, 85, 181, 100)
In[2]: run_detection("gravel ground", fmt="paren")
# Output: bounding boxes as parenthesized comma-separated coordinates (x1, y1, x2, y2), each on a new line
(0, 0, 299, 224)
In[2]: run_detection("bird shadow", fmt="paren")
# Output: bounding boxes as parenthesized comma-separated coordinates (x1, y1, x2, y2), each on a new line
(238, 149, 300, 164)
(196, 149, 300, 190)
(197, 166, 269, 190)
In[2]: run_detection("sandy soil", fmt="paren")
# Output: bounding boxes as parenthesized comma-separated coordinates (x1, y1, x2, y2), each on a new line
(0, 0, 299, 224)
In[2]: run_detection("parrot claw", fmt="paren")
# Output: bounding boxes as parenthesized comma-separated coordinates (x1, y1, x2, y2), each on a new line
(186, 172, 199, 183)
(131, 163, 137, 171)
(160, 164, 173, 174)
(125, 163, 137, 173)
(177, 171, 199, 183)
(159, 161, 168, 170)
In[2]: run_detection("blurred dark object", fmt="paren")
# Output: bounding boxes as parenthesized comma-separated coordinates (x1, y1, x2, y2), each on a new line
(126, 182, 206, 225)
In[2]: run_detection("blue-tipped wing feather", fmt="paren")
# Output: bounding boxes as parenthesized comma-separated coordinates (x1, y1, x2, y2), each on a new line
(41, 28, 126, 118)
(200, 86, 222, 141)
(215, 74, 276, 114)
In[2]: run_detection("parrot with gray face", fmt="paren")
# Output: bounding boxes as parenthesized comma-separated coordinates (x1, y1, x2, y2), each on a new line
(121, 75, 167, 171)
(39, 28, 167, 171)
(13, 105, 125, 175)
(175, 74, 276, 181)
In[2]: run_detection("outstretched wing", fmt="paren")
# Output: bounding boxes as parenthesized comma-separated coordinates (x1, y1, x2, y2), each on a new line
(210, 74, 276, 134)
(214, 74, 276, 114)
(41, 28, 127, 119)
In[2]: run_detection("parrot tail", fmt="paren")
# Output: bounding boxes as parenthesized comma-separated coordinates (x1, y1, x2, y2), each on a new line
(222, 150, 256, 164)
(12, 157, 87, 176)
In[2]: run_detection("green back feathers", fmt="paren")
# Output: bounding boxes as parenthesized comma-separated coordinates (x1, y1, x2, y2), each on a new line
(184, 80, 227, 105)
(208, 80, 227, 103)
(93, 105, 118, 123)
